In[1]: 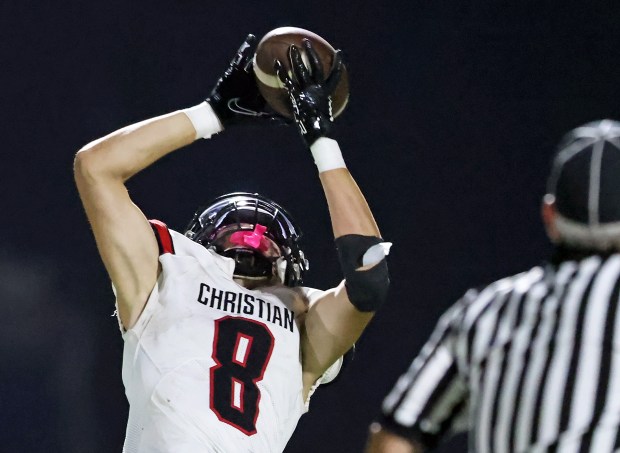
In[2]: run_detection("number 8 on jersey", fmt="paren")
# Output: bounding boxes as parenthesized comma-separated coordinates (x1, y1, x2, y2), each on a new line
(210, 316, 275, 435)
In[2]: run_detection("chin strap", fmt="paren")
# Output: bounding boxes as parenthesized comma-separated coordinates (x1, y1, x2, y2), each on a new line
(276, 256, 288, 283)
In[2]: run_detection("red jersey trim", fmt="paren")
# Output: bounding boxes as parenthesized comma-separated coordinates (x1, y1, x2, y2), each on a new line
(149, 219, 175, 255)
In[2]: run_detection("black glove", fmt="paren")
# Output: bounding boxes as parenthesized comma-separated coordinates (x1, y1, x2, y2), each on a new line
(275, 39, 344, 147)
(206, 34, 285, 128)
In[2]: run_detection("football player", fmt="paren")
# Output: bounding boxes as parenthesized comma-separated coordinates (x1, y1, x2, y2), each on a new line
(74, 35, 391, 452)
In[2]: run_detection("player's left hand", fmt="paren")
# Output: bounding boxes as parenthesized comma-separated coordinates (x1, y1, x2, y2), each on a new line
(207, 34, 287, 128)
(275, 39, 344, 147)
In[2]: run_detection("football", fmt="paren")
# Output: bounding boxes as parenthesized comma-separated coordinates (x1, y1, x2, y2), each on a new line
(253, 26, 349, 119)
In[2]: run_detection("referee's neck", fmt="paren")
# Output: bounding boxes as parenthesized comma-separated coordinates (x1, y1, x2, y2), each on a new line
(550, 244, 618, 265)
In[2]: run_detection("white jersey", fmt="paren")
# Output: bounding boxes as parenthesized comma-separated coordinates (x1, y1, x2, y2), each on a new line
(119, 223, 319, 453)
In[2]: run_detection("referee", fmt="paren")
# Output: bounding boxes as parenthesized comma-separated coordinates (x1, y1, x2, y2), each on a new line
(366, 120, 620, 453)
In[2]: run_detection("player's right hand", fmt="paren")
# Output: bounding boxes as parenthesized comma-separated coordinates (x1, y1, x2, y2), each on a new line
(206, 34, 287, 128)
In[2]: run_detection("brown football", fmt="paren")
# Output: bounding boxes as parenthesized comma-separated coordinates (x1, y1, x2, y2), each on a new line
(253, 26, 349, 119)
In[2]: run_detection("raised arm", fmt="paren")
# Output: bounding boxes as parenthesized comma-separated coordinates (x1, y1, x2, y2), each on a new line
(276, 41, 391, 393)
(75, 34, 280, 329)
(75, 111, 198, 329)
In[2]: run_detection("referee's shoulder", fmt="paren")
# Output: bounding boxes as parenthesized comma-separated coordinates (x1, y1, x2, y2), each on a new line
(483, 266, 544, 296)
(455, 265, 546, 315)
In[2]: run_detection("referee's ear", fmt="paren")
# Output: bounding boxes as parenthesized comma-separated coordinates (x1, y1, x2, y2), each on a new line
(542, 194, 559, 242)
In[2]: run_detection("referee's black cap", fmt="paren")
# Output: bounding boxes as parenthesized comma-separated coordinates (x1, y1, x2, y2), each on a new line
(547, 120, 620, 226)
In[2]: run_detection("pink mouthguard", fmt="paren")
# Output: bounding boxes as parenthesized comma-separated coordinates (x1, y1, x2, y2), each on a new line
(229, 224, 270, 253)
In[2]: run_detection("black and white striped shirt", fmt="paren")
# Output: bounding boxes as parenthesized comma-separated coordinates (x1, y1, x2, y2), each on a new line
(380, 251, 620, 452)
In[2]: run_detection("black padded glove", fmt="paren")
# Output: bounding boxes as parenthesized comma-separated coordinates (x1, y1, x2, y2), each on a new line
(275, 39, 344, 147)
(207, 34, 285, 128)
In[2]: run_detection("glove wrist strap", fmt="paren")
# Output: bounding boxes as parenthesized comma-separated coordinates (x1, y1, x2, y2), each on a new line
(310, 137, 346, 173)
(182, 102, 223, 139)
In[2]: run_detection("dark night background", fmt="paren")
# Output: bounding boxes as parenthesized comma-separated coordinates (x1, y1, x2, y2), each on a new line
(2, 1, 620, 452)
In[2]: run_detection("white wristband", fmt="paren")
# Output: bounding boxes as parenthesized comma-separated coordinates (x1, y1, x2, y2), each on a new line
(310, 137, 346, 173)
(182, 102, 223, 140)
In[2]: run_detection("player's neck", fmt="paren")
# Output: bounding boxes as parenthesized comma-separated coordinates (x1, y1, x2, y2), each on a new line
(234, 276, 281, 290)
